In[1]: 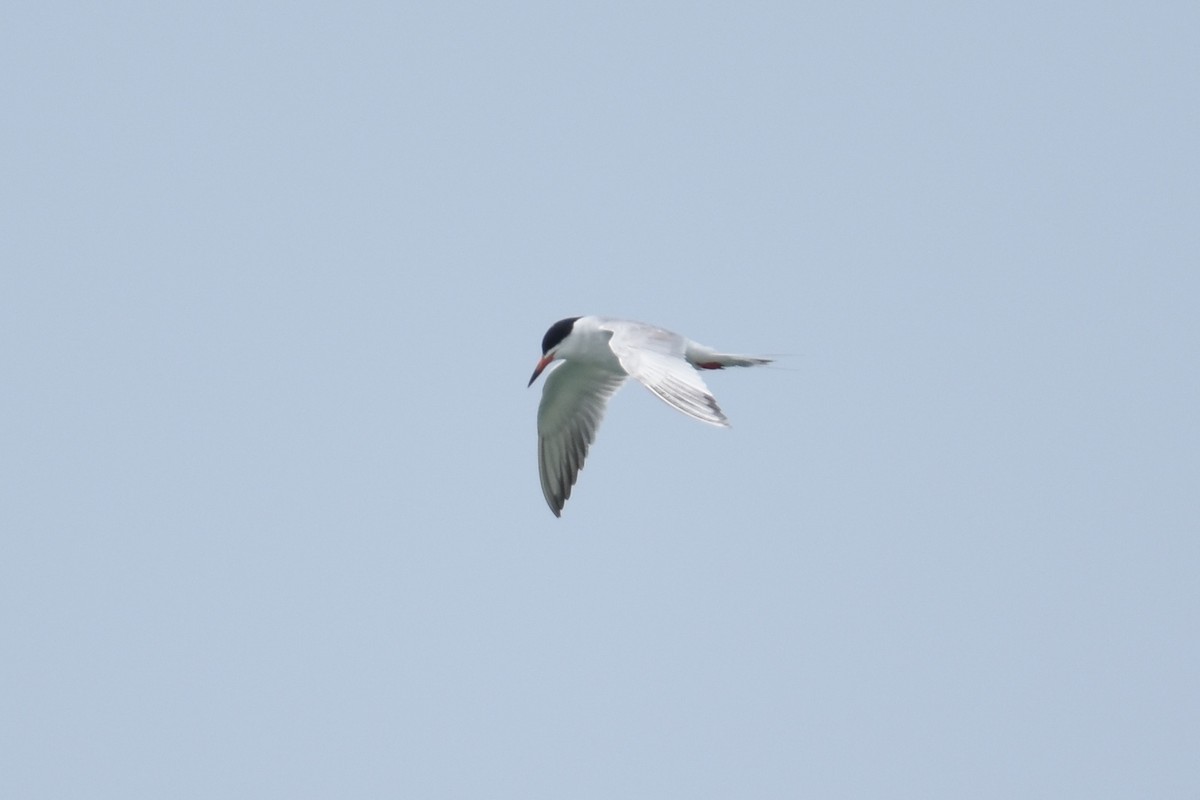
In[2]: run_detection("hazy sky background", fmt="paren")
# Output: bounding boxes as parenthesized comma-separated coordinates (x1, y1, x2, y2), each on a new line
(2, 2, 1197, 797)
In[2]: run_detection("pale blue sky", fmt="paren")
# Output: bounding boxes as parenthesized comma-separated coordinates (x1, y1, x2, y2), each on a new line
(2, 2, 1197, 798)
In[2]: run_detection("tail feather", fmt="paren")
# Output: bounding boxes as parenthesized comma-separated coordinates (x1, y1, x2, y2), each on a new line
(687, 349, 773, 370)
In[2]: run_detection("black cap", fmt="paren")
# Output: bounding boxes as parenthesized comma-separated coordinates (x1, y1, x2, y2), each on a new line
(541, 317, 581, 354)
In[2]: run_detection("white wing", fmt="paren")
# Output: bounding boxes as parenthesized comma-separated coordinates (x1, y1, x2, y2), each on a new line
(537, 361, 627, 517)
(602, 321, 730, 427)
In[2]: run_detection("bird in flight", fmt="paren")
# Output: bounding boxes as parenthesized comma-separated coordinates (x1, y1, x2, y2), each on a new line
(527, 316, 771, 516)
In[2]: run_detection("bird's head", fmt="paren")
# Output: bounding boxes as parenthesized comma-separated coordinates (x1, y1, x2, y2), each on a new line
(528, 316, 581, 387)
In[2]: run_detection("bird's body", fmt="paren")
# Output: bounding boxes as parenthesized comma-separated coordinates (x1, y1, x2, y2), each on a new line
(527, 316, 771, 516)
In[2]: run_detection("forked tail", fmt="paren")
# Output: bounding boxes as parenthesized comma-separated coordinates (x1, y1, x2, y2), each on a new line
(686, 347, 774, 370)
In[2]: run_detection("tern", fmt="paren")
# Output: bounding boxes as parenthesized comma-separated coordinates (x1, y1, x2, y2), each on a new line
(527, 316, 771, 516)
